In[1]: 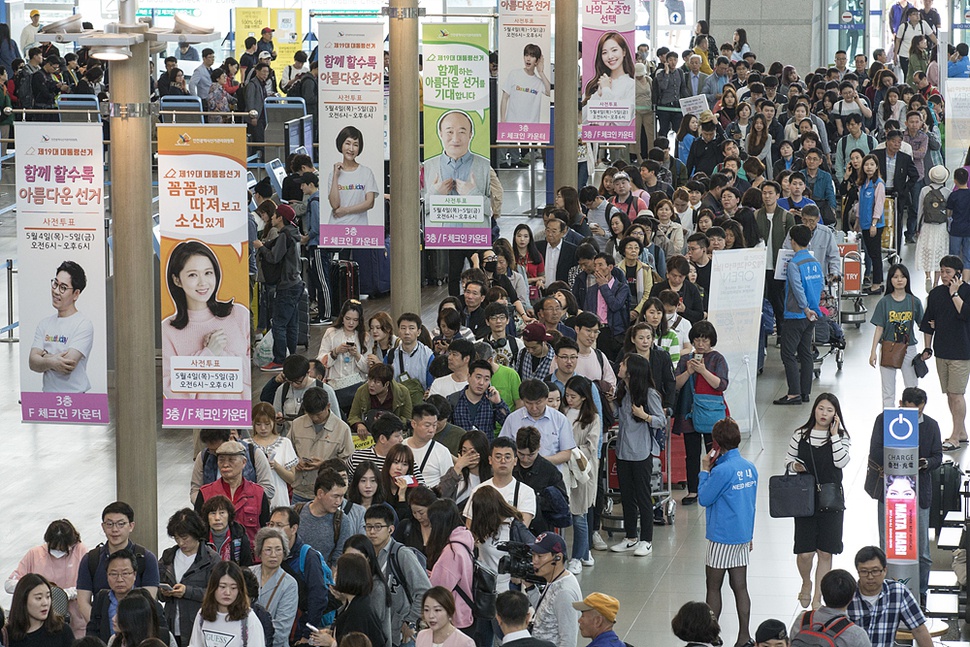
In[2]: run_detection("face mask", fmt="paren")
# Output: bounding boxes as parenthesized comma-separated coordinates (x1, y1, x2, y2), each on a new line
(49, 549, 68, 559)
(484, 260, 498, 273)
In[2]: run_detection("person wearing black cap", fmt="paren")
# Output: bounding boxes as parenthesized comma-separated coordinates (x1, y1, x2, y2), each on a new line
(525, 532, 582, 647)
(253, 204, 303, 371)
(754, 619, 789, 647)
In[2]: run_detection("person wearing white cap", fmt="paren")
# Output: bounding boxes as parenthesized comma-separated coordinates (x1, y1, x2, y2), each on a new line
(915, 164, 951, 291)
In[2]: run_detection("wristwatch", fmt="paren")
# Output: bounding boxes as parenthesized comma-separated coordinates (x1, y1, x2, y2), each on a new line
(923, 348, 933, 357)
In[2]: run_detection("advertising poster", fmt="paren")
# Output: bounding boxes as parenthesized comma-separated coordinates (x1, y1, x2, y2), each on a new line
(422, 23, 492, 249)
(496, 0, 552, 143)
(158, 125, 252, 429)
(318, 22, 385, 248)
(234, 8, 266, 61)
(945, 80, 970, 178)
(16, 123, 109, 424)
(581, 0, 637, 143)
(235, 8, 302, 82)
(883, 408, 920, 572)
(707, 248, 766, 435)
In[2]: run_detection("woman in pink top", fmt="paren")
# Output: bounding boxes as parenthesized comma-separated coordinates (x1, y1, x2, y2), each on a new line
(161, 240, 252, 399)
(4, 520, 88, 637)
(415, 587, 475, 647)
(426, 500, 475, 631)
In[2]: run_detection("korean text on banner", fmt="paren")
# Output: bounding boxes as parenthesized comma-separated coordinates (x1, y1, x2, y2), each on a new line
(234, 8, 267, 62)
(318, 22, 385, 249)
(581, 0, 637, 143)
(707, 248, 767, 434)
(422, 23, 493, 250)
(16, 123, 109, 425)
(158, 125, 252, 429)
(496, 0, 552, 143)
(270, 9, 302, 83)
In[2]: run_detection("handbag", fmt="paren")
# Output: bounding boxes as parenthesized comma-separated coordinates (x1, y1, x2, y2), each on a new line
(768, 469, 816, 518)
(808, 439, 846, 512)
(880, 340, 907, 369)
(688, 374, 726, 434)
(864, 458, 883, 500)
(912, 352, 929, 378)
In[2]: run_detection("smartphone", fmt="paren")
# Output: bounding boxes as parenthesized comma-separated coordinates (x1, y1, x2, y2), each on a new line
(401, 475, 418, 487)
(708, 449, 720, 467)
(306, 624, 320, 633)
(159, 583, 174, 592)
(693, 353, 703, 362)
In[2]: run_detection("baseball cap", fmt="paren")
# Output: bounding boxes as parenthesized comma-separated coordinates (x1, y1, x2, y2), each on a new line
(258, 50, 272, 60)
(571, 593, 620, 623)
(215, 440, 247, 456)
(530, 532, 566, 555)
(261, 27, 274, 34)
(521, 323, 553, 343)
(277, 204, 296, 223)
(30, 9, 40, 17)
(612, 171, 631, 182)
(755, 619, 788, 644)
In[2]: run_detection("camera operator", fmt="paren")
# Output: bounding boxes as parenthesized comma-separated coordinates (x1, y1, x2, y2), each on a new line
(525, 533, 582, 647)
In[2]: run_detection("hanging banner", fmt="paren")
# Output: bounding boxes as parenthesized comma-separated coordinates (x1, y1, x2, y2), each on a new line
(318, 22, 385, 248)
(707, 248, 766, 435)
(270, 8, 303, 83)
(884, 407, 920, 599)
(496, 0, 552, 143)
(581, 0, 637, 143)
(234, 7, 266, 61)
(16, 123, 109, 425)
(422, 23, 493, 249)
(945, 80, 970, 177)
(158, 125, 252, 429)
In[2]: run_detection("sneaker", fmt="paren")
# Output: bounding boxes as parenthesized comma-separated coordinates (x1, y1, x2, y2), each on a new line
(610, 539, 638, 553)
(633, 541, 653, 557)
(260, 361, 284, 372)
(309, 318, 327, 326)
(566, 558, 583, 574)
(591, 532, 608, 551)
(581, 555, 595, 567)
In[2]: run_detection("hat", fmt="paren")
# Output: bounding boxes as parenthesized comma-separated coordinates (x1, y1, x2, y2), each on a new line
(755, 619, 788, 644)
(928, 164, 949, 185)
(30, 9, 39, 17)
(571, 593, 620, 623)
(258, 50, 273, 60)
(634, 62, 647, 77)
(261, 27, 274, 34)
(277, 203, 296, 224)
(612, 171, 630, 182)
(522, 322, 554, 343)
(637, 209, 652, 218)
(530, 531, 567, 555)
(215, 440, 247, 457)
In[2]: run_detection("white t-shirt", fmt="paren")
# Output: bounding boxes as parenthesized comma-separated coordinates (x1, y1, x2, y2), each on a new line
(323, 165, 380, 227)
(896, 20, 934, 57)
(189, 610, 265, 647)
(406, 438, 454, 488)
(502, 68, 546, 123)
(31, 311, 94, 393)
(464, 478, 536, 521)
(428, 375, 467, 399)
(477, 520, 512, 592)
(250, 437, 299, 509)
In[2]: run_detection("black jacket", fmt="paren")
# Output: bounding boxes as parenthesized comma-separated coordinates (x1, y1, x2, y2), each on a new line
(872, 149, 919, 205)
(650, 280, 705, 324)
(503, 638, 557, 647)
(87, 589, 170, 643)
(513, 456, 568, 536)
(537, 240, 579, 284)
(158, 544, 222, 640)
(686, 135, 724, 178)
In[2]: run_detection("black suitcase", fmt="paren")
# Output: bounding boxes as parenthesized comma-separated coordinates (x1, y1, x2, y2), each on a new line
(297, 286, 311, 349)
(330, 259, 360, 307)
(423, 249, 448, 286)
(931, 461, 964, 534)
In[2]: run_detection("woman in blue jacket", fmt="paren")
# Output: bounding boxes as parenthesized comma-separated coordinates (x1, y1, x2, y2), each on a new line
(698, 418, 757, 647)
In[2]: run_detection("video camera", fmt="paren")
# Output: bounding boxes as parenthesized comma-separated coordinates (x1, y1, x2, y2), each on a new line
(496, 540, 545, 585)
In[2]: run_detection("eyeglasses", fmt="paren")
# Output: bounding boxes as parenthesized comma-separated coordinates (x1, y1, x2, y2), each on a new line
(492, 453, 515, 462)
(858, 567, 885, 577)
(364, 524, 388, 533)
(102, 520, 129, 529)
(51, 278, 75, 294)
(107, 570, 134, 579)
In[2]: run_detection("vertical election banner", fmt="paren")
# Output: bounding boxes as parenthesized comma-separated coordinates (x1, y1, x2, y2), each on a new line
(158, 125, 252, 429)
(707, 248, 766, 435)
(16, 123, 109, 424)
(884, 407, 920, 599)
(581, 0, 637, 143)
(317, 22, 385, 248)
(496, 0, 552, 143)
(422, 23, 493, 250)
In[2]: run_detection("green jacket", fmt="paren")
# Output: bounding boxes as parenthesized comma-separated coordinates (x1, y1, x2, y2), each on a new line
(347, 379, 413, 430)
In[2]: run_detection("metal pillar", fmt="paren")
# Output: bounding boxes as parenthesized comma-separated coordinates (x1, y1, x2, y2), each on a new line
(553, 0, 578, 192)
(388, 0, 421, 316)
(111, 20, 159, 551)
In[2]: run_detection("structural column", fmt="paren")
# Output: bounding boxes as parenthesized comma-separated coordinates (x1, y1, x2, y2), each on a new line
(388, 0, 422, 316)
(111, 24, 159, 551)
(553, 0, 579, 192)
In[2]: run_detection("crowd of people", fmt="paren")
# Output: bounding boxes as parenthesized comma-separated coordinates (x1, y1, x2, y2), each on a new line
(6, 4, 970, 647)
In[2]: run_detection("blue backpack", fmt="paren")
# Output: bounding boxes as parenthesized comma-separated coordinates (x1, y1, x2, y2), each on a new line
(297, 544, 336, 626)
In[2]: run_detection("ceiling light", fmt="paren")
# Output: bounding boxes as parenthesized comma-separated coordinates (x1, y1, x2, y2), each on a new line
(89, 45, 131, 61)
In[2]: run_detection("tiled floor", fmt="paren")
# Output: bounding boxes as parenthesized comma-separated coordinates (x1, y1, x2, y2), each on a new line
(1, 161, 968, 645)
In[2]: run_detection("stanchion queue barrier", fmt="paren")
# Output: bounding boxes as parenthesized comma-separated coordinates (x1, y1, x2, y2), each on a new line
(1, 258, 18, 343)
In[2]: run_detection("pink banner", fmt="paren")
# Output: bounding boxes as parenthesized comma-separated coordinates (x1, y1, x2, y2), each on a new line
(320, 224, 383, 248)
(163, 400, 252, 427)
(21, 392, 110, 424)
(885, 475, 918, 561)
(497, 123, 551, 143)
(425, 227, 492, 249)
(581, 0, 637, 143)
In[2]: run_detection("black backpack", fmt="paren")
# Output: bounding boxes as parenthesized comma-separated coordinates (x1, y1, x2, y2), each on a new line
(446, 541, 497, 620)
(86, 542, 147, 583)
(14, 67, 35, 109)
(387, 541, 428, 603)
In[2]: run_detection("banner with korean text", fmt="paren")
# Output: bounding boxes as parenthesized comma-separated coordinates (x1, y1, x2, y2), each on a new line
(581, 0, 636, 143)
(17, 123, 109, 425)
(708, 248, 766, 436)
(317, 22, 385, 248)
(497, 0, 552, 143)
(422, 23, 492, 249)
(234, 8, 302, 83)
(158, 125, 252, 429)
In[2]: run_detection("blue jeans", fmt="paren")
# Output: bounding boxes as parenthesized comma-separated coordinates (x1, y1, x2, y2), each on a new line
(272, 282, 303, 364)
(950, 235, 970, 267)
(571, 511, 590, 560)
(877, 501, 931, 597)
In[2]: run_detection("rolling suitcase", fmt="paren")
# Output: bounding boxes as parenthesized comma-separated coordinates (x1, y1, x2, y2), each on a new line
(354, 239, 391, 297)
(330, 259, 360, 307)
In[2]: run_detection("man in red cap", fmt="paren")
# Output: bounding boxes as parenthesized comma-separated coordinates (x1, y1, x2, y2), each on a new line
(257, 27, 277, 61)
(515, 323, 555, 381)
(253, 203, 302, 371)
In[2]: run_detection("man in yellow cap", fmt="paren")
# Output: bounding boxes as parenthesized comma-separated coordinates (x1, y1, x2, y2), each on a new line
(21, 9, 40, 52)
(572, 593, 624, 647)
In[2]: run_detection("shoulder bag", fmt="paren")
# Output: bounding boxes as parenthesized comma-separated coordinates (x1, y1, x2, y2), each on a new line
(809, 436, 846, 512)
(768, 467, 816, 518)
(879, 296, 912, 369)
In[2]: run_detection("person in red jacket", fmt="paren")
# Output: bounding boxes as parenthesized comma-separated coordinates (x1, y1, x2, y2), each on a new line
(194, 440, 271, 544)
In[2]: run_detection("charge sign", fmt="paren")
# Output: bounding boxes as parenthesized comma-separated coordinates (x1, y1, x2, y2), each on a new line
(883, 407, 920, 595)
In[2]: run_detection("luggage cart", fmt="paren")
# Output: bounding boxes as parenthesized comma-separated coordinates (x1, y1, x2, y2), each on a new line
(880, 195, 901, 267)
(602, 423, 676, 536)
(813, 282, 845, 378)
(838, 236, 867, 328)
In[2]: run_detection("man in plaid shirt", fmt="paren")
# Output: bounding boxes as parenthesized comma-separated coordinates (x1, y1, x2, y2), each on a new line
(846, 546, 932, 647)
(447, 360, 510, 434)
(516, 323, 556, 382)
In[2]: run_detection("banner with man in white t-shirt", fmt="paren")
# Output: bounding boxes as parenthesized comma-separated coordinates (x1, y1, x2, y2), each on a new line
(497, 0, 552, 144)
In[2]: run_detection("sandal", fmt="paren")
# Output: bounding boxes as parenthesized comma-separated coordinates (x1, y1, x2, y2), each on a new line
(797, 589, 811, 608)
(943, 441, 959, 452)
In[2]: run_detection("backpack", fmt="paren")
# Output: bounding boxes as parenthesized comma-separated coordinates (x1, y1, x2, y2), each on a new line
(86, 542, 147, 584)
(294, 503, 344, 561)
(296, 543, 336, 626)
(446, 541, 497, 620)
(387, 541, 428, 604)
(922, 186, 948, 225)
(279, 378, 325, 420)
(14, 67, 35, 109)
(791, 611, 855, 647)
(235, 80, 248, 113)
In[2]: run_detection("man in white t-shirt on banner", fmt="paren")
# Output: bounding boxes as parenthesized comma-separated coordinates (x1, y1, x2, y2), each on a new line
(500, 44, 551, 125)
(30, 261, 94, 393)
(405, 403, 455, 488)
(464, 437, 536, 526)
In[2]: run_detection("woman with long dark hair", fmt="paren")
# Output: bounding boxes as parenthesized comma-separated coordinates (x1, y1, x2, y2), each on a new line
(426, 500, 475, 632)
(609, 353, 666, 557)
(562, 375, 600, 572)
(342, 535, 393, 644)
(582, 31, 636, 109)
(318, 299, 369, 408)
(381, 444, 420, 518)
(191, 561, 265, 647)
(857, 153, 886, 293)
(786, 393, 850, 610)
(438, 430, 491, 505)
(555, 186, 586, 234)
(318, 553, 389, 647)
(868, 264, 923, 409)
(109, 590, 174, 647)
(676, 114, 699, 165)
(0, 23, 20, 82)
(161, 240, 250, 399)
(349, 460, 386, 509)
(393, 485, 438, 555)
(838, 148, 865, 234)
(6, 574, 73, 647)
(415, 588, 474, 647)
(513, 224, 545, 301)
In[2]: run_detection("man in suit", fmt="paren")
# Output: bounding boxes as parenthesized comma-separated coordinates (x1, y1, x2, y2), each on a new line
(537, 214, 578, 285)
(573, 593, 625, 647)
(873, 130, 920, 249)
(497, 590, 556, 647)
(684, 54, 708, 98)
